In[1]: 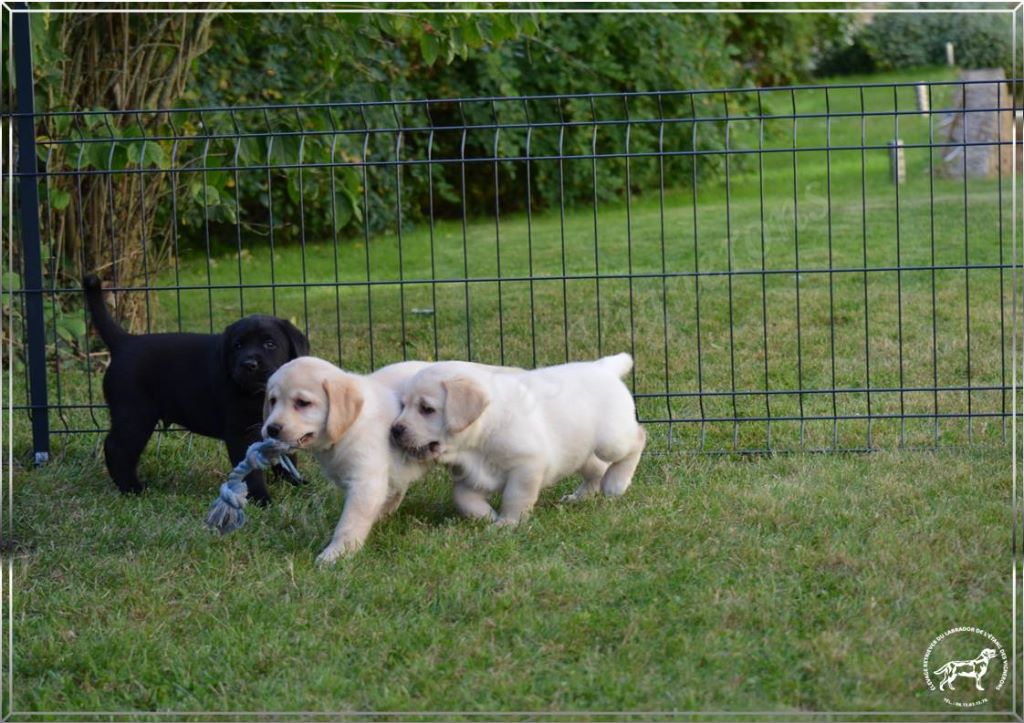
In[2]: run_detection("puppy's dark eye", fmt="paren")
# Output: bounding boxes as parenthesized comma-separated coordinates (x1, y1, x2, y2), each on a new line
(233, 341, 243, 350)
(295, 399, 311, 409)
(263, 339, 277, 350)
(419, 402, 435, 416)
(269, 397, 277, 406)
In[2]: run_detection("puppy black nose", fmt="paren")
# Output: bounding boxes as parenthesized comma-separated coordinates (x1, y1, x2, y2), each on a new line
(390, 423, 405, 441)
(242, 358, 259, 371)
(265, 423, 282, 439)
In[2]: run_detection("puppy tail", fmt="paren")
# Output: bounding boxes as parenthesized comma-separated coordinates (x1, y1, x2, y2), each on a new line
(598, 352, 633, 379)
(83, 275, 130, 351)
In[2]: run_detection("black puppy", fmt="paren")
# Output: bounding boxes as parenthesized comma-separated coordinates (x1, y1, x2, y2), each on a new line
(83, 275, 310, 504)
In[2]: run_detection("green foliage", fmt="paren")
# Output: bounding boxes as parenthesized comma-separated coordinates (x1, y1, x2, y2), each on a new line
(821, 11, 1014, 76)
(428, 10, 848, 216)
(40, 112, 171, 172)
(946, 12, 1016, 71)
(0, 11, 63, 113)
(188, 11, 540, 108)
(15, 7, 856, 264)
(179, 10, 853, 248)
(407, 13, 735, 218)
(174, 10, 542, 246)
(722, 8, 851, 87)
(1, 268, 87, 372)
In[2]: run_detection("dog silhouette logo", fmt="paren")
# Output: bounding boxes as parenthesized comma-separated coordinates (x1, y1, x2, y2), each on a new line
(923, 628, 1006, 708)
(933, 648, 998, 691)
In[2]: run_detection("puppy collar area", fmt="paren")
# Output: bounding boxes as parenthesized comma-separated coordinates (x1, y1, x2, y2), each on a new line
(205, 439, 301, 534)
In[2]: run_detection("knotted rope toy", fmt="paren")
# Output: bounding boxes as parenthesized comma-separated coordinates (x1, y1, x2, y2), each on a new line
(205, 438, 302, 534)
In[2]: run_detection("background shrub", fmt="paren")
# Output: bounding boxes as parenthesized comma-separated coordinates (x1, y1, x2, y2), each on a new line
(821, 9, 1014, 76)
(8, 5, 850, 336)
(182, 9, 849, 250)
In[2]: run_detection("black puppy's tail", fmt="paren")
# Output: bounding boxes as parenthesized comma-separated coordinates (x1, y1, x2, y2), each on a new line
(83, 275, 130, 351)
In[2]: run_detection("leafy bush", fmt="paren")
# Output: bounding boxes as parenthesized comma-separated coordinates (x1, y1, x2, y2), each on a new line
(11, 6, 854, 325)
(182, 10, 852, 248)
(722, 10, 851, 87)
(169, 12, 545, 247)
(7, 8, 538, 338)
(821, 11, 1014, 75)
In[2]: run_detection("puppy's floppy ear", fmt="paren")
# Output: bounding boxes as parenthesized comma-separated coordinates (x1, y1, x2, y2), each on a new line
(322, 374, 364, 443)
(278, 318, 311, 359)
(442, 376, 489, 434)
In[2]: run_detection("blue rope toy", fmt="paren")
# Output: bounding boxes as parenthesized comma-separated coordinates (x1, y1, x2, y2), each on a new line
(205, 439, 302, 534)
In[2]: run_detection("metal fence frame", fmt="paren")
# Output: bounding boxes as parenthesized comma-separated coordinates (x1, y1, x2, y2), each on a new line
(7, 20, 1022, 461)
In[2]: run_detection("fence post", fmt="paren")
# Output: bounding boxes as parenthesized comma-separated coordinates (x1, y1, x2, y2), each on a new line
(13, 2, 50, 466)
(915, 83, 930, 116)
(888, 138, 906, 185)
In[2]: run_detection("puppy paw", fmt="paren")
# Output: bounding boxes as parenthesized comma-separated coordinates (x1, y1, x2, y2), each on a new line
(315, 547, 344, 566)
(560, 491, 587, 504)
(116, 482, 145, 495)
(492, 516, 522, 529)
(315, 539, 363, 566)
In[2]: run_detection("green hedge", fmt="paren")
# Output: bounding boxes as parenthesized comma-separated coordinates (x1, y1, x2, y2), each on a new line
(820, 11, 1014, 76)
(20, 9, 853, 263)
(178, 10, 850, 251)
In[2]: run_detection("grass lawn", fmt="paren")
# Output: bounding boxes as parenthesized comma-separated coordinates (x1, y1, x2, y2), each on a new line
(6, 68, 1017, 715)
(7, 437, 1012, 714)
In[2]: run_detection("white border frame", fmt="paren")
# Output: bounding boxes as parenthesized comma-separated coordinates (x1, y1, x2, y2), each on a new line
(0, 2, 1020, 721)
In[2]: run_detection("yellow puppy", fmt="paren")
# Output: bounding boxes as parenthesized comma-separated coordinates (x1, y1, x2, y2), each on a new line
(391, 354, 646, 526)
(262, 357, 430, 564)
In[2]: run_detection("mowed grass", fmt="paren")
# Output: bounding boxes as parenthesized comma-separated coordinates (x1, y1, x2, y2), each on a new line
(7, 69, 1017, 714)
(9, 436, 1013, 713)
